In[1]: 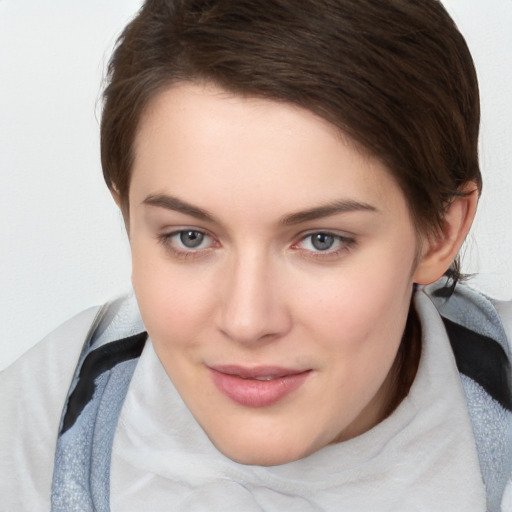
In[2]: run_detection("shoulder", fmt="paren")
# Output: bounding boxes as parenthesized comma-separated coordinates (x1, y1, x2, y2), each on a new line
(423, 280, 512, 413)
(424, 281, 511, 371)
(0, 300, 120, 510)
(427, 282, 511, 408)
(423, 281, 512, 511)
(494, 299, 512, 352)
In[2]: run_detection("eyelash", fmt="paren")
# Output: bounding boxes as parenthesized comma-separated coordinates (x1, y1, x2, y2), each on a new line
(157, 230, 355, 261)
(292, 232, 355, 260)
(157, 229, 218, 260)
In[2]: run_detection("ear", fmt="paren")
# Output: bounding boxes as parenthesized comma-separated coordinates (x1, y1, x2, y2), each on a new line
(413, 184, 479, 285)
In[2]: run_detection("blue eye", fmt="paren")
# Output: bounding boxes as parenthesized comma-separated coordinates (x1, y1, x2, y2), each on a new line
(295, 232, 353, 255)
(179, 230, 205, 248)
(310, 233, 335, 251)
(159, 229, 216, 257)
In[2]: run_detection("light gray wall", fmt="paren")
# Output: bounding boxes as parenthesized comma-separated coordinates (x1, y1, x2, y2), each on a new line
(1, 0, 511, 370)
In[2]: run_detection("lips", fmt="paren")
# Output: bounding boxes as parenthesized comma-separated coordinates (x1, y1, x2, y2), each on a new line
(208, 365, 311, 407)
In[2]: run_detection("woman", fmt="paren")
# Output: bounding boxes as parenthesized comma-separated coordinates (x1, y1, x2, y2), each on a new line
(1, 1, 511, 511)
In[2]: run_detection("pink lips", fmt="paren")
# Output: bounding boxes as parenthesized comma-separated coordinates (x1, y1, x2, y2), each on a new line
(208, 365, 311, 407)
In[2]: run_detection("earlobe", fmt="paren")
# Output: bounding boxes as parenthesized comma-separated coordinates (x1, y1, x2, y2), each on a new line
(413, 184, 479, 285)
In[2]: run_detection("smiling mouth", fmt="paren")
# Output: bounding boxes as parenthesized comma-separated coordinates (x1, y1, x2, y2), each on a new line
(208, 365, 312, 407)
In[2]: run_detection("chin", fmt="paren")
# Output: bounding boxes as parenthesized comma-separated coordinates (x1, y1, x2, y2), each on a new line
(210, 430, 318, 467)
(225, 448, 305, 467)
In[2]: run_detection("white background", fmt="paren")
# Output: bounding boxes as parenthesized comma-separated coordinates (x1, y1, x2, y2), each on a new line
(1, 0, 511, 370)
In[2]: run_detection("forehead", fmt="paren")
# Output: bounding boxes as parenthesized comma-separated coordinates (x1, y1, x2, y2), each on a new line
(130, 82, 408, 223)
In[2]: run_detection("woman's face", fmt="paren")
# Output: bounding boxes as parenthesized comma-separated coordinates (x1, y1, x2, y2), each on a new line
(128, 82, 421, 465)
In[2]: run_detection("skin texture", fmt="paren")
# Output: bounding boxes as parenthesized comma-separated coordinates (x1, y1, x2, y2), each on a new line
(125, 82, 477, 466)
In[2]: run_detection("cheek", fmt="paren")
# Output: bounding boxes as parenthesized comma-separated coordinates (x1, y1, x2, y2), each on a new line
(299, 250, 413, 349)
(289, 240, 416, 418)
(130, 243, 217, 348)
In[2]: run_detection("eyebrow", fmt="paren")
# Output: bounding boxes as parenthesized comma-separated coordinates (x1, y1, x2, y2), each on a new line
(280, 199, 378, 225)
(143, 193, 377, 225)
(143, 194, 216, 222)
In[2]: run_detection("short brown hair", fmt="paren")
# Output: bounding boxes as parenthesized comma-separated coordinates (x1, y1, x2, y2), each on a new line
(101, 0, 481, 263)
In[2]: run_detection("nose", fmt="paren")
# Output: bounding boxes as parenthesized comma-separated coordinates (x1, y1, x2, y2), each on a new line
(216, 252, 292, 345)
